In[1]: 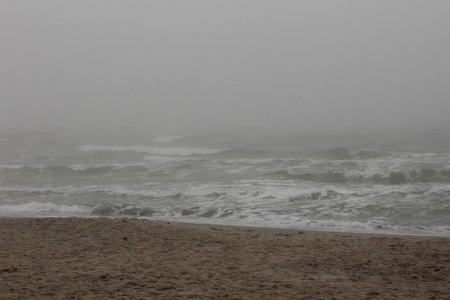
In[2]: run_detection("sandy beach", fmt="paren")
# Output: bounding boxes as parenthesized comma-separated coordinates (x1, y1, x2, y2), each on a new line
(0, 218, 448, 299)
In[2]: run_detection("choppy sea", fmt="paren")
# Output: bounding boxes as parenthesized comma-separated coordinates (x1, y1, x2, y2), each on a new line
(1, 131, 449, 236)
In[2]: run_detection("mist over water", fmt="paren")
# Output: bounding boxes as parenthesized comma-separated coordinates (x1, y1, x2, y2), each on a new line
(1, 1, 449, 235)
(1, 1, 450, 137)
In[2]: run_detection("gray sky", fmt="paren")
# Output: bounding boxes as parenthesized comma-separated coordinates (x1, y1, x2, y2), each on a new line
(1, 1, 450, 137)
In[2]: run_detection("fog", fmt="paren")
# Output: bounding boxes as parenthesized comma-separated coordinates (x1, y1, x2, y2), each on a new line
(1, 1, 450, 139)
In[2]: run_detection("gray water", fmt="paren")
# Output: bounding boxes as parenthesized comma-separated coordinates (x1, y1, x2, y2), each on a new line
(1, 131, 449, 236)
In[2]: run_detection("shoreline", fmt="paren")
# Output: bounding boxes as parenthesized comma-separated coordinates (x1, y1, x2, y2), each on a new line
(1, 217, 449, 299)
(1, 215, 448, 238)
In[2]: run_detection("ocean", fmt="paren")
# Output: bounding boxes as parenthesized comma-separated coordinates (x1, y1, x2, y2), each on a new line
(1, 131, 449, 236)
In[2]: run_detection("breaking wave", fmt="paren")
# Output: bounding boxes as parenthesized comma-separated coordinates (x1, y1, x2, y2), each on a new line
(2, 201, 446, 236)
(2, 134, 450, 236)
(0, 202, 90, 216)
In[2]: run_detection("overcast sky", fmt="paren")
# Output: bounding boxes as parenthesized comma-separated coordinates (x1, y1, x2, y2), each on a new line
(1, 1, 450, 137)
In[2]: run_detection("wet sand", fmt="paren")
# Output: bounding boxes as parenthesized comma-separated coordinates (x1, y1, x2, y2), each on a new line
(0, 217, 449, 299)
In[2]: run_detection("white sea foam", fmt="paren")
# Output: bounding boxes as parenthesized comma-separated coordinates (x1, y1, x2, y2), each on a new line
(78, 145, 224, 156)
(0, 202, 90, 216)
(153, 209, 450, 236)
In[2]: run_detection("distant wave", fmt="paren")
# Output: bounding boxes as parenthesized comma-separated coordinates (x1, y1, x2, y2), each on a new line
(305, 148, 393, 160)
(0, 185, 170, 199)
(0, 165, 24, 170)
(272, 168, 450, 184)
(207, 148, 269, 158)
(0, 186, 67, 196)
(152, 136, 185, 144)
(144, 155, 193, 163)
(78, 145, 224, 156)
(0, 164, 149, 177)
